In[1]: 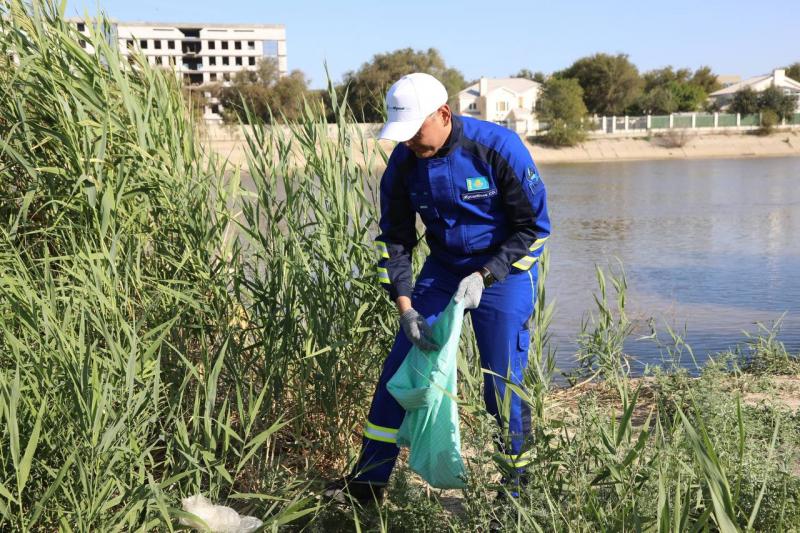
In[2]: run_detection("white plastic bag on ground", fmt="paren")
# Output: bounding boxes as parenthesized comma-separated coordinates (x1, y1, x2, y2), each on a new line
(180, 494, 263, 533)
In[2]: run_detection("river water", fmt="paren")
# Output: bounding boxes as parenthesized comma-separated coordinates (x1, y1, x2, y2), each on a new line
(539, 156, 800, 373)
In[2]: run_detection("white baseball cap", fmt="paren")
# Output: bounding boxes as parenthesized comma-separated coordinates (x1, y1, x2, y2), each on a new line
(378, 73, 448, 142)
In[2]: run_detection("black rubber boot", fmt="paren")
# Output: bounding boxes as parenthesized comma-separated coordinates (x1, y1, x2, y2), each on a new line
(322, 476, 386, 506)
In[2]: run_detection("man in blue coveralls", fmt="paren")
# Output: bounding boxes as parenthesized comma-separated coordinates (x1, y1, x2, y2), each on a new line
(325, 73, 550, 504)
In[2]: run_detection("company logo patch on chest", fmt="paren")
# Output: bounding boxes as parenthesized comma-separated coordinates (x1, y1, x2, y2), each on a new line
(466, 176, 490, 192)
(461, 189, 498, 202)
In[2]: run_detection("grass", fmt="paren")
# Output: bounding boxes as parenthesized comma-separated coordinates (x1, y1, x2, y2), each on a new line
(2, 2, 800, 531)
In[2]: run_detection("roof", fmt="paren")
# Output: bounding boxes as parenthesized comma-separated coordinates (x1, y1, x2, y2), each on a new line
(716, 74, 741, 86)
(710, 72, 800, 96)
(65, 18, 284, 29)
(459, 77, 541, 98)
(118, 22, 284, 29)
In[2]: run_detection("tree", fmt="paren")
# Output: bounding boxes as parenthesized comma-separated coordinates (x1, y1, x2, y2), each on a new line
(342, 48, 466, 122)
(535, 77, 588, 147)
(690, 66, 721, 94)
(514, 69, 546, 83)
(785, 62, 800, 83)
(729, 87, 760, 115)
(757, 86, 796, 120)
(633, 85, 678, 115)
(634, 66, 714, 114)
(642, 66, 691, 92)
(556, 53, 643, 115)
(214, 58, 317, 123)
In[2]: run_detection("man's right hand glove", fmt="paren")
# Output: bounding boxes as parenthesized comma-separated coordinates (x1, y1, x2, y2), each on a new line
(400, 308, 440, 352)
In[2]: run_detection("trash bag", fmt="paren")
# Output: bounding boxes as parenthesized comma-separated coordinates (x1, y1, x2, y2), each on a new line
(387, 298, 466, 489)
(180, 494, 263, 533)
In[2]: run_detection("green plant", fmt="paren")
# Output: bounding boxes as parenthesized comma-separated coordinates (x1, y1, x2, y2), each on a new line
(4, 3, 800, 531)
(759, 109, 779, 135)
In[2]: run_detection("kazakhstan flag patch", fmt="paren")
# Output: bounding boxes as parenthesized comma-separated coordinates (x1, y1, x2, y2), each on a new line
(466, 176, 490, 192)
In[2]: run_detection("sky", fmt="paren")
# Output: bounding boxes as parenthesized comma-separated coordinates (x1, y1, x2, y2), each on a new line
(65, 0, 799, 89)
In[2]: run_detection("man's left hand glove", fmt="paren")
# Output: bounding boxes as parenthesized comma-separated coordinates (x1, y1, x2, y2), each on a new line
(454, 272, 484, 310)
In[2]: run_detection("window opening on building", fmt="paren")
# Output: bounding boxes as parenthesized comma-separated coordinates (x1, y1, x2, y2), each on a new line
(208, 41, 216, 50)
(182, 41, 201, 54)
(178, 28, 200, 38)
(234, 41, 242, 50)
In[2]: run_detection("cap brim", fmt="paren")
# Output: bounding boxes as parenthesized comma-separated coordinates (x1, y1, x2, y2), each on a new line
(378, 117, 426, 142)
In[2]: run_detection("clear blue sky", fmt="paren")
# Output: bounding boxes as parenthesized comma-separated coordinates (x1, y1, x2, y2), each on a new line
(66, 0, 798, 89)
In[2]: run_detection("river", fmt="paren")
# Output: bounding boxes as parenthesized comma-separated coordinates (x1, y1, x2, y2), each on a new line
(540, 156, 800, 373)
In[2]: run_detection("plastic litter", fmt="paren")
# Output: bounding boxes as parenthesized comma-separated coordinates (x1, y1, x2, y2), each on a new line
(387, 297, 467, 489)
(180, 494, 263, 533)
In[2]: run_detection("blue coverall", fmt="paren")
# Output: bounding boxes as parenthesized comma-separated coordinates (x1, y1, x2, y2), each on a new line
(354, 115, 551, 484)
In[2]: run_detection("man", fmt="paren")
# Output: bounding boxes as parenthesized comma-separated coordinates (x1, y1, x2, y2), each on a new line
(325, 73, 550, 503)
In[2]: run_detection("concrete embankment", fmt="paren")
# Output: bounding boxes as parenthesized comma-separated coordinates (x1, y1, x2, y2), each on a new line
(201, 124, 800, 167)
(530, 130, 800, 164)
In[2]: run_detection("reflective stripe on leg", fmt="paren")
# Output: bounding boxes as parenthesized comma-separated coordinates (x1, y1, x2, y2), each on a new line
(364, 421, 398, 443)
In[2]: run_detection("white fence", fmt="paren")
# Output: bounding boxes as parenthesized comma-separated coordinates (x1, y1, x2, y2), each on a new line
(578, 112, 800, 136)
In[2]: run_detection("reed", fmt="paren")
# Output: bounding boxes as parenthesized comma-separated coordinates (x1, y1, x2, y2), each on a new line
(2, 2, 800, 531)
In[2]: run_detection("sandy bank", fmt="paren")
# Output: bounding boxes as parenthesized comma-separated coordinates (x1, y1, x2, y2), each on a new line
(530, 130, 800, 164)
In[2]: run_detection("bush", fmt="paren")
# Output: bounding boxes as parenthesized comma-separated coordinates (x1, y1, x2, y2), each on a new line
(534, 120, 587, 147)
(759, 109, 779, 135)
(652, 129, 690, 148)
(534, 77, 587, 147)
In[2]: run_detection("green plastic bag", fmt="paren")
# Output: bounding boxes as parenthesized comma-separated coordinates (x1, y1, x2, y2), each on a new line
(387, 298, 466, 489)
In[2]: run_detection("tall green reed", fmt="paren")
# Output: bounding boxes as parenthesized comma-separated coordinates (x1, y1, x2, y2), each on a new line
(1, 1, 311, 529)
(230, 82, 400, 464)
(3, 2, 800, 531)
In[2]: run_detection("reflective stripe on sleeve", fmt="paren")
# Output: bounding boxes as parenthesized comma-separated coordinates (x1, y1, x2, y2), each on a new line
(528, 237, 548, 252)
(375, 240, 390, 259)
(377, 267, 390, 284)
(512, 237, 549, 270)
(364, 421, 398, 443)
(511, 255, 538, 271)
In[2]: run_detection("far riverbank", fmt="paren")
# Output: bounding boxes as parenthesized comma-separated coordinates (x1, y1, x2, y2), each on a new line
(203, 125, 800, 167)
(530, 130, 800, 164)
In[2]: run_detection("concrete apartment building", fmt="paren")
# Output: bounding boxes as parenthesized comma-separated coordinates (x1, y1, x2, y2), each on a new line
(70, 19, 286, 121)
(457, 77, 542, 134)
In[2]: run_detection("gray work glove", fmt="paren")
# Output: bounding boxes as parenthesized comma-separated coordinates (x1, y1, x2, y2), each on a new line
(454, 272, 484, 310)
(400, 308, 439, 352)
